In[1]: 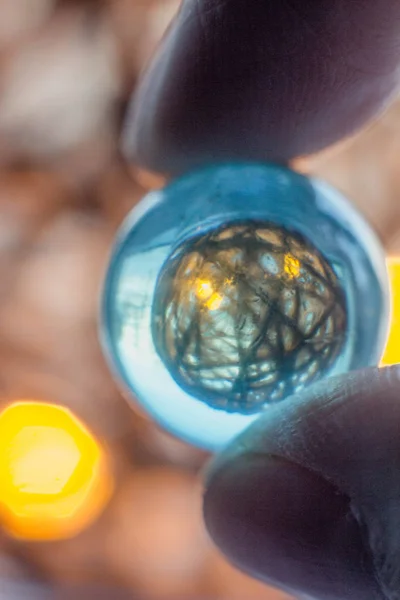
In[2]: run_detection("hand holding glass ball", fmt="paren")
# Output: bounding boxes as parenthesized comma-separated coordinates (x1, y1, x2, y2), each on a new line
(101, 0, 400, 599)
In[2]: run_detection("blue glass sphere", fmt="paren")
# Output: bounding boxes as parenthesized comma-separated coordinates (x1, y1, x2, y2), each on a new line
(100, 163, 389, 450)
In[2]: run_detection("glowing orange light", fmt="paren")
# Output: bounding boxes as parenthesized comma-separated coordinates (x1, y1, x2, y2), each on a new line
(196, 280, 214, 300)
(196, 280, 225, 311)
(0, 401, 113, 541)
(206, 293, 223, 311)
(284, 253, 301, 279)
(381, 257, 400, 367)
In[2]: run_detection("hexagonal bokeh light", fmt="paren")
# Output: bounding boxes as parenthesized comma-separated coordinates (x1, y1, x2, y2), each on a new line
(0, 401, 113, 541)
(380, 257, 400, 367)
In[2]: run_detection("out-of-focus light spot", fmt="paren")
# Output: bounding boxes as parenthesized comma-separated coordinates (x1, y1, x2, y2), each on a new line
(206, 293, 223, 311)
(284, 253, 301, 279)
(381, 257, 400, 367)
(9, 426, 80, 495)
(0, 401, 113, 541)
(196, 280, 213, 301)
(196, 280, 225, 310)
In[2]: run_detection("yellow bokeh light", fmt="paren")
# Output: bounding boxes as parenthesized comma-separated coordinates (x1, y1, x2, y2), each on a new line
(284, 253, 301, 279)
(381, 257, 400, 367)
(196, 280, 214, 300)
(0, 401, 113, 541)
(206, 293, 223, 311)
(9, 426, 80, 495)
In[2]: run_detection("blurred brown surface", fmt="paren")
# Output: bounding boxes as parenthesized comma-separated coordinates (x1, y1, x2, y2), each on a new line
(0, 1, 397, 599)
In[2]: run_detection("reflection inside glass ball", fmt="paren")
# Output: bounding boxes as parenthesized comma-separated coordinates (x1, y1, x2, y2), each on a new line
(152, 221, 347, 414)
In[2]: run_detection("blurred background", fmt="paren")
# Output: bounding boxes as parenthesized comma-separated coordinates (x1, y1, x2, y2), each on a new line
(0, 1, 399, 599)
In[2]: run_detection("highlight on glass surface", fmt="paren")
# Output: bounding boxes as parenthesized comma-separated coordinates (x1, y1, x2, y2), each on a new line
(101, 163, 390, 450)
(381, 256, 400, 367)
(0, 400, 113, 541)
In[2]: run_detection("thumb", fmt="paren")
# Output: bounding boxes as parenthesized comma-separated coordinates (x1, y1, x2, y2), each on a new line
(203, 367, 400, 600)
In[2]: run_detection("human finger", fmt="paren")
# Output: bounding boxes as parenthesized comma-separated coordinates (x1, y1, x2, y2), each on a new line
(204, 367, 400, 599)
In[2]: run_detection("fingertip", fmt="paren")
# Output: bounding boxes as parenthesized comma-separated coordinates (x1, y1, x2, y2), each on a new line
(126, 0, 400, 175)
(203, 367, 400, 599)
(204, 453, 383, 600)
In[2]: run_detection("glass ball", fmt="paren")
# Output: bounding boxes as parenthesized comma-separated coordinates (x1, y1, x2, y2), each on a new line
(100, 163, 389, 450)
(152, 220, 347, 413)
